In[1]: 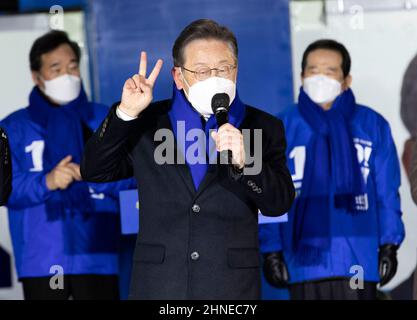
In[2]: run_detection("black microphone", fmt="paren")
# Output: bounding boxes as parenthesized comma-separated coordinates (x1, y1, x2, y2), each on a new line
(211, 93, 232, 165)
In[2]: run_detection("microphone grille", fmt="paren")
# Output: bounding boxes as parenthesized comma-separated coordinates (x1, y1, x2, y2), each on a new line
(211, 93, 230, 113)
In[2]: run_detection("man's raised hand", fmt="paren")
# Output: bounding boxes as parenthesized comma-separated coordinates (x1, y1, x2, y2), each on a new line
(119, 51, 163, 118)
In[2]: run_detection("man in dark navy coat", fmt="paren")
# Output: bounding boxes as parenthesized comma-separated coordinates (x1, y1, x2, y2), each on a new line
(0, 127, 12, 288)
(0, 127, 11, 206)
(81, 19, 294, 300)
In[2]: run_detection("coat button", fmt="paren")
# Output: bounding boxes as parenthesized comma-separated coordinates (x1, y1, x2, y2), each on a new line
(192, 204, 200, 213)
(191, 251, 200, 260)
(248, 180, 257, 187)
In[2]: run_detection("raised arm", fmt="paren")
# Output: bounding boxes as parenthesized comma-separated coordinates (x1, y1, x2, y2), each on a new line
(81, 52, 163, 182)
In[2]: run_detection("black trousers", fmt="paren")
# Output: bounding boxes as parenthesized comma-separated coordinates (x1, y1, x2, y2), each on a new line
(289, 278, 377, 300)
(21, 274, 119, 300)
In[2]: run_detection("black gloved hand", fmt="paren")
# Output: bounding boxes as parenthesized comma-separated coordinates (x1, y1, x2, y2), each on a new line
(263, 251, 289, 288)
(379, 244, 399, 287)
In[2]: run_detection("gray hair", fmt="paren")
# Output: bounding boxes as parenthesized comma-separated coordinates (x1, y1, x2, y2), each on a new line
(172, 19, 238, 67)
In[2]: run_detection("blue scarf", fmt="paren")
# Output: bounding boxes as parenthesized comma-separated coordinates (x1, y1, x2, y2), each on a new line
(293, 88, 366, 265)
(27, 86, 94, 216)
(168, 85, 246, 190)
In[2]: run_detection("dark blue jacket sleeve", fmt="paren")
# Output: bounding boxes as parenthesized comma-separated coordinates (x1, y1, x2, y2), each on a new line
(7, 160, 53, 210)
(259, 222, 283, 253)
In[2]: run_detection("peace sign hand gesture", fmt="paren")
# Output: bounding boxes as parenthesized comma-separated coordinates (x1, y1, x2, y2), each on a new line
(119, 51, 163, 118)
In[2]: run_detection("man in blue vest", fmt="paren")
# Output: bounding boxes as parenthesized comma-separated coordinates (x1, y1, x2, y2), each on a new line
(260, 39, 405, 300)
(1, 30, 132, 300)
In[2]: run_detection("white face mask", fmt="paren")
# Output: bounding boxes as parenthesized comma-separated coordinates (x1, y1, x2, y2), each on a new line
(303, 74, 342, 105)
(182, 74, 236, 116)
(41, 74, 81, 105)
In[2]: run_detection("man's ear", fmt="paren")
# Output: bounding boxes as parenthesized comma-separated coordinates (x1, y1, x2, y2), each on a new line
(172, 67, 184, 90)
(31, 71, 43, 88)
(234, 64, 239, 83)
(343, 74, 352, 90)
